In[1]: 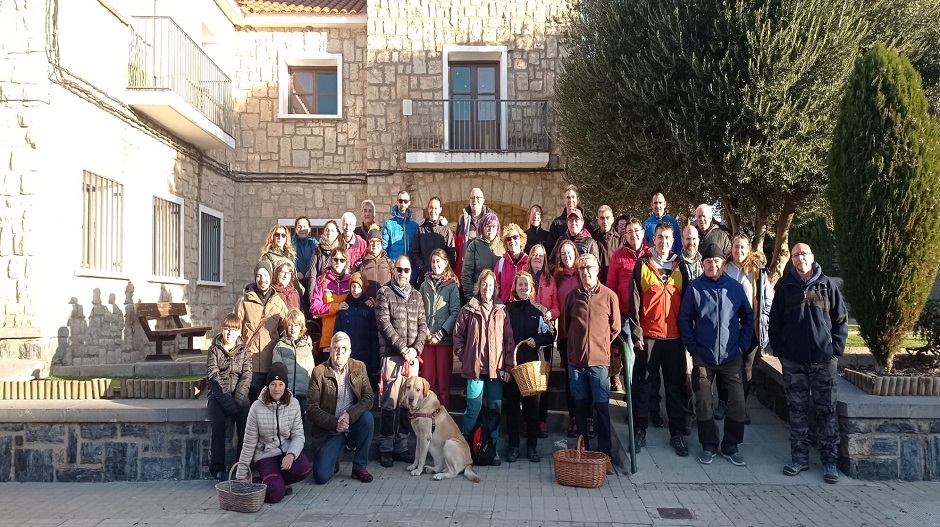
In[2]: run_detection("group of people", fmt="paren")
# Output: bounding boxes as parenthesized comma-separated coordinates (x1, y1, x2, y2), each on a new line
(205, 185, 849, 503)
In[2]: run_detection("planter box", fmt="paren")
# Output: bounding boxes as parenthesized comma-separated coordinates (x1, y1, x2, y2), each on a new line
(120, 379, 204, 399)
(844, 368, 940, 396)
(0, 379, 114, 400)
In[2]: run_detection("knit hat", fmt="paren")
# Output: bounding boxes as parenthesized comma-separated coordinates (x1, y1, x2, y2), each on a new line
(700, 244, 726, 260)
(367, 225, 382, 241)
(267, 362, 289, 386)
(273, 258, 293, 274)
(350, 271, 366, 290)
(254, 260, 273, 279)
(480, 212, 499, 231)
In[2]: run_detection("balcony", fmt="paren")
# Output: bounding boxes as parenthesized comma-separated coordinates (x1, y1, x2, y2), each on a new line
(404, 99, 550, 169)
(126, 17, 235, 150)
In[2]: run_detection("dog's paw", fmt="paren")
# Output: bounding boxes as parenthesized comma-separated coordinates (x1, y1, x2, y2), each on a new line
(432, 473, 446, 481)
(406, 463, 418, 472)
(410, 468, 423, 476)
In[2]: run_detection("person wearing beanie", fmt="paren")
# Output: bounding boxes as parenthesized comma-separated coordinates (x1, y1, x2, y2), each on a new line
(678, 242, 754, 467)
(236, 259, 288, 400)
(236, 361, 312, 503)
(353, 226, 393, 300)
(460, 212, 503, 302)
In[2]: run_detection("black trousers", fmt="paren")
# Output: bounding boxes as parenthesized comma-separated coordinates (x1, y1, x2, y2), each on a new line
(692, 355, 745, 453)
(504, 377, 540, 448)
(631, 337, 687, 434)
(208, 395, 249, 475)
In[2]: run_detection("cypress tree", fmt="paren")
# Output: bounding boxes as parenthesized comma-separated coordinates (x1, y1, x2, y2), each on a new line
(828, 43, 940, 372)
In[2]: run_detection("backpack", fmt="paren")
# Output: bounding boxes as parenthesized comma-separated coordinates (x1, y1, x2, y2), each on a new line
(466, 406, 498, 466)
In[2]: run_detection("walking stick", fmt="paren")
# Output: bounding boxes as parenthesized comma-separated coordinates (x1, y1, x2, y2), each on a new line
(621, 336, 638, 474)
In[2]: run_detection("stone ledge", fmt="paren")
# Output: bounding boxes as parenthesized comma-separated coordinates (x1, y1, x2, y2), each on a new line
(51, 361, 204, 378)
(0, 398, 208, 423)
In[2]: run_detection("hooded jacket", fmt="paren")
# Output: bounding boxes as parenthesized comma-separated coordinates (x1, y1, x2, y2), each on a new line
(725, 260, 774, 350)
(506, 298, 555, 364)
(628, 255, 684, 341)
(353, 250, 393, 300)
(375, 282, 428, 357)
(769, 264, 848, 364)
(235, 284, 288, 375)
(206, 334, 252, 410)
(411, 217, 457, 280)
(382, 204, 419, 261)
(642, 213, 682, 255)
(452, 297, 515, 380)
(235, 386, 304, 479)
(678, 273, 755, 365)
(310, 268, 352, 349)
(292, 234, 318, 279)
(607, 244, 649, 314)
(272, 335, 315, 398)
(342, 233, 368, 268)
(419, 275, 461, 346)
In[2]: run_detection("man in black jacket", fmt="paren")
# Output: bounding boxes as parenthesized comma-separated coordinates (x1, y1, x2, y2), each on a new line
(524, 204, 550, 253)
(411, 196, 456, 282)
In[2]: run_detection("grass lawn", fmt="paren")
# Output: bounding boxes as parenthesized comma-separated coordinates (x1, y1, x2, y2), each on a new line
(844, 333, 927, 349)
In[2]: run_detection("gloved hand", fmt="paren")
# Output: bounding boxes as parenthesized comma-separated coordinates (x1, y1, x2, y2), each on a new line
(218, 394, 239, 416)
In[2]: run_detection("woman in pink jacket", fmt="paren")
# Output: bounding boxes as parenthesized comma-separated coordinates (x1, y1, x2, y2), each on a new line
(310, 247, 352, 359)
(552, 239, 582, 437)
(494, 223, 529, 303)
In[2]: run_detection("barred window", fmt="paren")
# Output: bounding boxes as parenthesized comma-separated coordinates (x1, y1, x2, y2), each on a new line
(82, 171, 124, 272)
(153, 196, 183, 278)
(199, 205, 223, 284)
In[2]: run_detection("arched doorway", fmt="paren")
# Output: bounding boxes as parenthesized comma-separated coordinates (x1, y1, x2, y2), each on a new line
(441, 200, 528, 230)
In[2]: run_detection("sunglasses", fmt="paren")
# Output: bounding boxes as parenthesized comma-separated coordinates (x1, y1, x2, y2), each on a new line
(505, 234, 520, 241)
(395, 267, 411, 273)
(332, 258, 347, 263)
(398, 199, 410, 204)
(273, 232, 287, 238)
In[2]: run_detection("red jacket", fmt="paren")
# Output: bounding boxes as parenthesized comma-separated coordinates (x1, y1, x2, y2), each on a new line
(607, 244, 649, 313)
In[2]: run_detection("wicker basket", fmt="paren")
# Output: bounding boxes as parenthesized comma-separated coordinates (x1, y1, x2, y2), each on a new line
(216, 462, 267, 513)
(511, 342, 550, 397)
(553, 436, 609, 488)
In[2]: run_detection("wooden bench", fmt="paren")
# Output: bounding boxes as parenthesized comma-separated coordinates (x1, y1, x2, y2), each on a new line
(135, 302, 211, 361)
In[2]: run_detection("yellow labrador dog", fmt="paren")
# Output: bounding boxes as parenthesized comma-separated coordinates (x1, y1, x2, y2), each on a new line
(401, 376, 480, 482)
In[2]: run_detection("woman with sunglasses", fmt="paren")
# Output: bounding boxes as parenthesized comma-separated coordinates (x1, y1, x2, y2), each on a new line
(260, 225, 296, 276)
(494, 223, 529, 303)
(310, 247, 352, 362)
(309, 220, 341, 283)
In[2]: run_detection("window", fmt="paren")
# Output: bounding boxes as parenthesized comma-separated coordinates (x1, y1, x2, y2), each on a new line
(278, 54, 343, 119)
(198, 205, 223, 284)
(153, 196, 183, 278)
(449, 62, 499, 150)
(81, 171, 124, 273)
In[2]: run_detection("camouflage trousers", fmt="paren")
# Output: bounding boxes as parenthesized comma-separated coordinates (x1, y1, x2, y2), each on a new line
(780, 356, 839, 464)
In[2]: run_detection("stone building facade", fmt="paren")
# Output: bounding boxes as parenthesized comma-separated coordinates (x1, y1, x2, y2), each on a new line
(0, 0, 570, 373)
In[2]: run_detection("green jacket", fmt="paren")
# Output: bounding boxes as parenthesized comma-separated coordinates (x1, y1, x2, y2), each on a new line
(460, 236, 503, 301)
(272, 335, 315, 398)
(419, 277, 461, 346)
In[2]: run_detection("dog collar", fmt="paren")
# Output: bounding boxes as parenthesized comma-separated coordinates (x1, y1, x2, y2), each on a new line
(409, 407, 442, 433)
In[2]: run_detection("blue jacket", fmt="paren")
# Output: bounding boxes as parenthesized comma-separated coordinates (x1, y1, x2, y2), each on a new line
(292, 234, 318, 277)
(334, 294, 380, 374)
(678, 273, 754, 365)
(382, 204, 419, 261)
(642, 213, 682, 255)
(768, 264, 848, 364)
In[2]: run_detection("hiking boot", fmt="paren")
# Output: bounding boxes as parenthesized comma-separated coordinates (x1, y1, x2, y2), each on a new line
(538, 421, 548, 438)
(721, 450, 746, 466)
(670, 433, 689, 457)
(392, 451, 412, 463)
(634, 429, 646, 452)
(783, 461, 809, 476)
(506, 447, 519, 463)
(610, 376, 625, 392)
(698, 449, 716, 465)
(351, 469, 374, 483)
(566, 420, 578, 438)
(527, 446, 540, 463)
(379, 452, 394, 468)
(587, 418, 596, 439)
(823, 463, 839, 484)
(490, 454, 502, 467)
(650, 412, 665, 428)
(714, 401, 727, 421)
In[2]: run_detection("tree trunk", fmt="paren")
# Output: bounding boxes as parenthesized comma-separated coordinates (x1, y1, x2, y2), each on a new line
(752, 204, 768, 254)
(767, 196, 799, 285)
(719, 195, 741, 235)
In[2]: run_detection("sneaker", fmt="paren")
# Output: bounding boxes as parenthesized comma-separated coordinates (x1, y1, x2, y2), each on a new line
(698, 450, 716, 465)
(714, 401, 727, 421)
(670, 433, 689, 457)
(351, 469, 374, 483)
(538, 421, 548, 438)
(566, 420, 578, 438)
(379, 452, 394, 468)
(650, 412, 665, 428)
(506, 447, 519, 463)
(611, 376, 625, 392)
(392, 451, 412, 463)
(783, 461, 809, 476)
(823, 463, 839, 484)
(721, 450, 746, 466)
(634, 429, 647, 452)
(587, 418, 596, 439)
(527, 446, 540, 463)
(490, 454, 502, 467)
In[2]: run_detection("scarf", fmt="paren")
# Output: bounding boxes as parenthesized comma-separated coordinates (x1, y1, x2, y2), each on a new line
(390, 279, 413, 299)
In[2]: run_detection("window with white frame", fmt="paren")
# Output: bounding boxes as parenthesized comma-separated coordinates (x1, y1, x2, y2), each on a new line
(153, 196, 183, 278)
(279, 54, 343, 119)
(442, 46, 508, 151)
(198, 205, 224, 284)
(81, 170, 124, 273)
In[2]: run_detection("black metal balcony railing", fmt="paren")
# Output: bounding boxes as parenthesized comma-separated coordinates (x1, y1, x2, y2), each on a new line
(406, 99, 549, 153)
(128, 16, 234, 138)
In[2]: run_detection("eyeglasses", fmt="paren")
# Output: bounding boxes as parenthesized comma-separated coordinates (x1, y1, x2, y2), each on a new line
(273, 232, 287, 238)
(470, 195, 484, 201)
(221, 328, 239, 333)
(398, 199, 410, 204)
(395, 267, 411, 273)
(332, 258, 347, 263)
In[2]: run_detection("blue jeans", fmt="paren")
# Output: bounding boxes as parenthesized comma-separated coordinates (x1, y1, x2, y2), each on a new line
(568, 365, 613, 456)
(311, 411, 375, 484)
(462, 377, 503, 446)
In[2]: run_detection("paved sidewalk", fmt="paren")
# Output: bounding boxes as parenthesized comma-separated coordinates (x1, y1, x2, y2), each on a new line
(2, 398, 940, 526)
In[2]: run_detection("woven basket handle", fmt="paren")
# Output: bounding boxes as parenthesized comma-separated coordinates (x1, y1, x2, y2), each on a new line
(512, 341, 526, 369)
(576, 435, 585, 460)
(228, 461, 251, 486)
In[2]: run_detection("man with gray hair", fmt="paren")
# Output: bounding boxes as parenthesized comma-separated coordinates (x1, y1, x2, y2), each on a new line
(694, 204, 731, 259)
(560, 253, 621, 459)
(306, 331, 375, 484)
(374, 255, 427, 467)
(340, 211, 367, 267)
(455, 187, 493, 275)
(354, 199, 377, 240)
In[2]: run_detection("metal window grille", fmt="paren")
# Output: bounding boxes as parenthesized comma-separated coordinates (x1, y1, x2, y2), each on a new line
(153, 197, 181, 277)
(199, 210, 222, 282)
(82, 171, 124, 272)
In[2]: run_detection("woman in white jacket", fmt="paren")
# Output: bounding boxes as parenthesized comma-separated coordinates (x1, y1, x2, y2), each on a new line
(236, 362, 311, 503)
